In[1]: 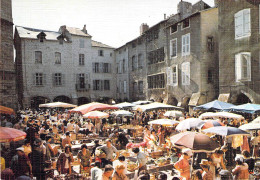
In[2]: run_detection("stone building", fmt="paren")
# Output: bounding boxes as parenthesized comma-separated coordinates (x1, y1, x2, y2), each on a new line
(14, 25, 115, 108)
(114, 45, 130, 102)
(217, 0, 260, 104)
(165, 1, 219, 111)
(0, 0, 17, 109)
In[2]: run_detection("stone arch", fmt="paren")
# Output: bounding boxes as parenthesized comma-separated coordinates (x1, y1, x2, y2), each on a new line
(53, 95, 71, 103)
(77, 97, 90, 106)
(31, 96, 50, 109)
(235, 93, 252, 105)
(182, 96, 191, 112)
(167, 96, 178, 106)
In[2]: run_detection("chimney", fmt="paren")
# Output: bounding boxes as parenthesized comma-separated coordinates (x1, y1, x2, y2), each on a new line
(164, 14, 167, 20)
(140, 23, 149, 35)
(214, 0, 219, 6)
(177, 0, 192, 17)
(82, 24, 87, 34)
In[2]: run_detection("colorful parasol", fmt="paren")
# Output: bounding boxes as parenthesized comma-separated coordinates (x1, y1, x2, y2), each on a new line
(0, 127, 27, 142)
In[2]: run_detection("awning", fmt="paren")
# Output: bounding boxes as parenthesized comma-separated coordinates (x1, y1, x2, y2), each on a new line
(218, 93, 230, 103)
(188, 92, 201, 106)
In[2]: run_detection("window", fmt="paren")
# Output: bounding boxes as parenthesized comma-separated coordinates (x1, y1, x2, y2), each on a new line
(103, 63, 110, 73)
(133, 82, 138, 96)
(235, 9, 251, 39)
(138, 54, 143, 69)
(182, 33, 190, 56)
(123, 81, 127, 93)
(78, 73, 85, 89)
(132, 55, 137, 71)
(132, 43, 136, 48)
(148, 47, 165, 64)
(54, 73, 62, 86)
(98, 50, 104, 56)
(35, 73, 43, 86)
(235, 52, 251, 82)
(35, 51, 42, 64)
(138, 81, 143, 94)
(182, 18, 190, 29)
(182, 62, 190, 85)
(172, 65, 178, 85)
(93, 63, 99, 73)
(170, 39, 177, 58)
(93, 80, 101, 90)
(80, 39, 84, 48)
(123, 59, 126, 73)
(104, 80, 110, 90)
(207, 69, 213, 83)
(170, 24, 178, 34)
(148, 73, 165, 89)
(207, 36, 214, 52)
(79, 54, 85, 65)
(55, 52, 61, 64)
(110, 53, 113, 57)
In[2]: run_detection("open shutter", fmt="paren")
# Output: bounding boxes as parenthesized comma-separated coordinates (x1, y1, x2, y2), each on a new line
(92, 63, 95, 73)
(32, 73, 36, 86)
(243, 53, 251, 81)
(235, 10, 243, 38)
(182, 35, 186, 56)
(186, 34, 190, 55)
(166, 67, 170, 85)
(43, 74, 47, 86)
(187, 63, 190, 85)
(243, 9, 251, 36)
(93, 80, 95, 90)
(99, 63, 103, 73)
(62, 74, 65, 86)
(235, 54, 242, 82)
(52, 73, 55, 86)
(108, 63, 111, 73)
(175, 65, 178, 86)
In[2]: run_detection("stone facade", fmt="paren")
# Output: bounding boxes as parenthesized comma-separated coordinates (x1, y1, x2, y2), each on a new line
(0, 0, 17, 110)
(14, 25, 115, 108)
(218, 0, 260, 104)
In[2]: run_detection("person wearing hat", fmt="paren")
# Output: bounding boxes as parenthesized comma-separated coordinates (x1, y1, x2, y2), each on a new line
(112, 164, 128, 180)
(174, 148, 192, 180)
(10, 147, 33, 179)
(200, 159, 213, 180)
(232, 155, 249, 180)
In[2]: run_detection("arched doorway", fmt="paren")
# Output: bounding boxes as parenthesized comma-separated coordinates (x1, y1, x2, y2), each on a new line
(168, 97, 178, 106)
(235, 93, 252, 105)
(78, 97, 90, 106)
(31, 96, 50, 109)
(182, 97, 190, 112)
(53, 96, 71, 103)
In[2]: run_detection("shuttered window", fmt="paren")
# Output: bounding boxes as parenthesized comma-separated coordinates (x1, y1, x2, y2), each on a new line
(182, 33, 190, 56)
(170, 38, 177, 58)
(234, 9, 251, 39)
(235, 52, 251, 82)
(182, 62, 190, 85)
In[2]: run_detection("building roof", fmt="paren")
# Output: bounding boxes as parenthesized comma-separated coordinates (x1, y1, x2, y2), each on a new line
(91, 40, 114, 49)
(65, 26, 91, 37)
(15, 26, 61, 40)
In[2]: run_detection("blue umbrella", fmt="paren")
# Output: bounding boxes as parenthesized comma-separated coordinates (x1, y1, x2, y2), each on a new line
(194, 100, 234, 111)
(202, 126, 250, 137)
(226, 103, 260, 114)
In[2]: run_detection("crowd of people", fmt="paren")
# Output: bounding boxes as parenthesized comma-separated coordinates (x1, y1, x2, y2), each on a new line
(0, 107, 259, 180)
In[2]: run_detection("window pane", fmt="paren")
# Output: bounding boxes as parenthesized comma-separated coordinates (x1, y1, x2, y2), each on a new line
(35, 51, 42, 63)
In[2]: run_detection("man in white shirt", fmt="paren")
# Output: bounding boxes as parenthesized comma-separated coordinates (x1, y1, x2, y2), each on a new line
(84, 120, 94, 134)
(67, 120, 75, 132)
(90, 162, 102, 180)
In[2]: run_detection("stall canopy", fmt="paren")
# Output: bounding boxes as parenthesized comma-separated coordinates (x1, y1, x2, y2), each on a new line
(0, 127, 26, 142)
(69, 102, 118, 115)
(202, 126, 250, 137)
(239, 123, 260, 131)
(164, 111, 184, 118)
(226, 103, 260, 114)
(193, 100, 234, 111)
(148, 119, 179, 126)
(199, 112, 243, 120)
(114, 102, 135, 109)
(132, 100, 152, 105)
(0, 105, 15, 115)
(112, 110, 133, 117)
(133, 102, 183, 112)
(83, 111, 109, 119)
(176, 118, 203, 131)
(39, 102, 77, 108)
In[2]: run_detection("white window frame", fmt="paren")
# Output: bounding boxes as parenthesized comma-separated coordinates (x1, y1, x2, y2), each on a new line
(234, 9, 251, 39)
(35, 73, 43, 86)
(182, 62, 190, 85)
(182, 33, 190, 56)
(35, 51, 42, 64)
(123, 81, 127, 94)
(181, 18, 190, 30)
(235, 52, 251, 82)
(170, 24, 178, 34)
(79, 54, 85, 65)
(55, 52, 61, 64)
(170, 38, 177, 58)
(172, 65, 178, 86)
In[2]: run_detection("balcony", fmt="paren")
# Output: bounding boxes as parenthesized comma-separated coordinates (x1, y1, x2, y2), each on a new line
(75, 83, 89, 91)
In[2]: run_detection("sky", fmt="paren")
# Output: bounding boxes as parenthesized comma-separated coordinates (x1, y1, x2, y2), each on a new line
(12, 0, 215, 48)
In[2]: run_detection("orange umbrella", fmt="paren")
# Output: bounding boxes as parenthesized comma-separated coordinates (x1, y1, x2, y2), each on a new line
(0, 127, 26, 142)
(69, 102, 118, 115)
(0, 105, 15, 115)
